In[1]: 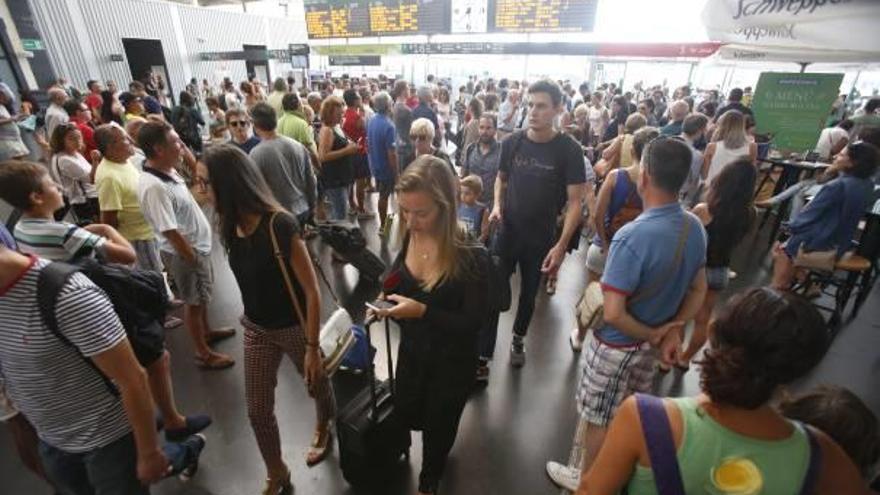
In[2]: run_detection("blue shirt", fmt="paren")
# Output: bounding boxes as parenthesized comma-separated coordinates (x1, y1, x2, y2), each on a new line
(232, 136, 261, 154)
(597, 202, 707, 345)
(367, 113, 396, 183)
(787, 174, 874, 257)
(458, 203, 486, 240)
(412, 103, 439, 135)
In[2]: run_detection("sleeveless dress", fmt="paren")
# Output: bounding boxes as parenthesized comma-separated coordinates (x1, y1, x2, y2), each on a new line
(707, 141, 750, 182)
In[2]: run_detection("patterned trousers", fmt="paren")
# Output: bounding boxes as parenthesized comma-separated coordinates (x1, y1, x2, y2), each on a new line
(242, 317, 336, 467)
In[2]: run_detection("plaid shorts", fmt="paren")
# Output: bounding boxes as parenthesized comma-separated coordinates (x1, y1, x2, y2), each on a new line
(576, 336, 657, 427)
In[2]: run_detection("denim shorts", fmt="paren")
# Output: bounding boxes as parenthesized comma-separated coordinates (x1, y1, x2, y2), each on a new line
(706, 266, 730, 291)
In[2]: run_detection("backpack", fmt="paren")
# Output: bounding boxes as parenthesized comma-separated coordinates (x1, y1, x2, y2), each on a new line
(37, 258, 169, 388)
(607, 170, 642, 240)
(173, 108, 199, 148)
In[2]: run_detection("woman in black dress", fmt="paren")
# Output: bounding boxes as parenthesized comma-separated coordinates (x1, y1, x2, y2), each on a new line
(372, 155, 490, 495)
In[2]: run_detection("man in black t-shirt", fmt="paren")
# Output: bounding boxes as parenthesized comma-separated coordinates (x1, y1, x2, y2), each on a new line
(489, 79, 587, 368)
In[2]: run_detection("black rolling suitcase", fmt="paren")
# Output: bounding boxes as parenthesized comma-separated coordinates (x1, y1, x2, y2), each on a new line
(337, 317, 411, 486)
(317, 222, 386, 281)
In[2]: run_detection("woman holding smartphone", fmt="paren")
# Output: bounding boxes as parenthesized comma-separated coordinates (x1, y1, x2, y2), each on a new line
(371, 155, 490, 495)
(197, 145, 335, 495)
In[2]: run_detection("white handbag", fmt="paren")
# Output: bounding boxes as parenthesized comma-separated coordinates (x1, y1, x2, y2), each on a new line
(269, 212, 355, 377)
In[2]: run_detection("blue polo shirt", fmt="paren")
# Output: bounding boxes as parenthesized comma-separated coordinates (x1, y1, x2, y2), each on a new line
(366, 113, 396, 183)
(597, 202, 707, 346)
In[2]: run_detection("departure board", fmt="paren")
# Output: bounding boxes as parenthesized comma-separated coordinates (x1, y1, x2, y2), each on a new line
(305, 0, 450, 39)
(488, 0, 598, 33)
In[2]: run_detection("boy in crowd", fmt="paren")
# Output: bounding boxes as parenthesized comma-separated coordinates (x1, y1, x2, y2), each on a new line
(136, 121, 235, 370)
(547, 137, 707, 490)
(458, 175, 489, 244)
(0, 161, 212, 446)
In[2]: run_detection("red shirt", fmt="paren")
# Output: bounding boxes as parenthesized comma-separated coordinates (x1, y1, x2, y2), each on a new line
(342, 107, 367, 155)
(84, 93, 102, 112)
(71, 117, 96, 158)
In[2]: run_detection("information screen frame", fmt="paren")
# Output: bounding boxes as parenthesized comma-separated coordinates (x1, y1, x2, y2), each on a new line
(305, 0, 452, 39)
(487, 0, 598, 34)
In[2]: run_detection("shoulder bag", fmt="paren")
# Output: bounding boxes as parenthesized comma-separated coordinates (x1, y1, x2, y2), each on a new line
(269, 212, 355, 376)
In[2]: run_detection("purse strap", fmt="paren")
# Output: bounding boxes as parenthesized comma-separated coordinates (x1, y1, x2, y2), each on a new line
(635, 393, 686, 495)
(268, 212, 310, 333)
(798, 423, 823, 495)
(630, 213, 692, 305)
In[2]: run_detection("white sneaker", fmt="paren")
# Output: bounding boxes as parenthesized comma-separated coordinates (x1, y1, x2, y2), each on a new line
(569, 328, 583, 353)
(546, 461, 580, 491)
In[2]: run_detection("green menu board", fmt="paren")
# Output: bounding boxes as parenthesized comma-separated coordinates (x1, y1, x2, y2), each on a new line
(751, 72, 843, 154)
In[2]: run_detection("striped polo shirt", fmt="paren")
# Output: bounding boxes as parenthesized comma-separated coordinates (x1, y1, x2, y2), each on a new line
(0, 256, 130, 452)
(14, 218, 105, 262)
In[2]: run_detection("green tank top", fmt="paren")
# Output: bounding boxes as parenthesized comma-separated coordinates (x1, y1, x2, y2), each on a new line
(625, 397, 810, 495)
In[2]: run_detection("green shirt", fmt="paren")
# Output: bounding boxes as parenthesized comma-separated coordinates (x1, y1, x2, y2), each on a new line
(626, 397, 810, 495)
(277, 111, 317, 155)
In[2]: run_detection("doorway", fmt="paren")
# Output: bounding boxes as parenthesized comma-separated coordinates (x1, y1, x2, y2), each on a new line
(243, 44, 270, 86)
(122, 38, 174, 105)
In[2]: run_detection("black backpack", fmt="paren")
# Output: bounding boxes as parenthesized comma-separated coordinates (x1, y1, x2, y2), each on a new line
(37, 259, 169, 393)
(173, 107, 199, 148)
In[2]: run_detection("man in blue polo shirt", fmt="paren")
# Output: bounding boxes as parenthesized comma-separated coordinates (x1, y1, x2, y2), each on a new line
(546, 136, 707, 491)
(366, 91, 398, 230)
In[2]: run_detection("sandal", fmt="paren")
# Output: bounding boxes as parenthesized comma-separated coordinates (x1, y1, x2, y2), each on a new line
(306, 421, 334, 467)
(195, 352, 235, 370)
(262, 468, 292, 495)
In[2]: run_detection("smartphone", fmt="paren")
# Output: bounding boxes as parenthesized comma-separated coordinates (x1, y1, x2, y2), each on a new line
(365, 300, 395, 312)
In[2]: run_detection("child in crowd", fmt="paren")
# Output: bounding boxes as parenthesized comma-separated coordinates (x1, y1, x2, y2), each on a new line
(457, 174, 489, 245)
(0, 160, 213, 446)
(779, 385, 880, 482)
(0, 160, 134, 264)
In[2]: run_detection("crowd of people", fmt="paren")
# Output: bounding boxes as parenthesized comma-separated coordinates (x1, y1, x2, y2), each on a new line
(0, 68, 879, 495)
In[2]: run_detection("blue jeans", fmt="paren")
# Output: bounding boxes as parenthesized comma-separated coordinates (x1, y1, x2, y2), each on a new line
(39, 433, 197, 495)
(325, 186, 349, 221)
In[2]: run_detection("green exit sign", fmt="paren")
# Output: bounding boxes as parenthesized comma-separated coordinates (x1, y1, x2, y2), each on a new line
(21, 39, 43, 51)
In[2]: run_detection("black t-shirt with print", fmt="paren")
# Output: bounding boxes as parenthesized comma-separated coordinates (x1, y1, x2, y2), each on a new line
(499, 131, 586, 245)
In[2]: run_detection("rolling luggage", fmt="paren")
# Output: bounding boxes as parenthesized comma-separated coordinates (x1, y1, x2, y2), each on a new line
(337, 317, 410, 486)
(317, 222, 386, 281)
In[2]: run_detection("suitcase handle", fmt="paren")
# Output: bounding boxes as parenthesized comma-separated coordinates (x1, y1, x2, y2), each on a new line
(364, 316, 396, 418)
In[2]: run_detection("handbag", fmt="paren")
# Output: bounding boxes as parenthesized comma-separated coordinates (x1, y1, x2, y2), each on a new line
(794, 245, 837, 272)
(268, 212, 355, 377)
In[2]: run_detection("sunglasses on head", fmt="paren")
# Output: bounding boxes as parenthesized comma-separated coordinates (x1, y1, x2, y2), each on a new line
(228, 120, 247, 127)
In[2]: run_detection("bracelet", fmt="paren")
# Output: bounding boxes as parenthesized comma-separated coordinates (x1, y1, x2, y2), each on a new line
(306, 341, 319, 348)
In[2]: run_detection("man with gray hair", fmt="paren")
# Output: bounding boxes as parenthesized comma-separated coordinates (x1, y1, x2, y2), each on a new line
(366, 91, 398, 229)
(412, 85, 440, 147)
(660, 99, 690, 137)
(306, 91, 323, 133)
(45, 87, 69, 138)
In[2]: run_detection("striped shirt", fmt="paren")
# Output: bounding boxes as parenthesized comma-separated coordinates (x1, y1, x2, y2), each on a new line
(14, 218, 105, 262)
(0, 256, 130, 451)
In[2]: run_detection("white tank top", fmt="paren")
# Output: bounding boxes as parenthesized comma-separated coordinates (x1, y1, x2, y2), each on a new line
(708, 141, 750, 181)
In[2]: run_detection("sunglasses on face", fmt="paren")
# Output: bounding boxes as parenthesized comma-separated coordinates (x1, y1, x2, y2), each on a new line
(228, 120, 248, 127)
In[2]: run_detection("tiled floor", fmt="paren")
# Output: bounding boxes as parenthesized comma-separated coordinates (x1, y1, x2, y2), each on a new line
(2, 202, 878, 495)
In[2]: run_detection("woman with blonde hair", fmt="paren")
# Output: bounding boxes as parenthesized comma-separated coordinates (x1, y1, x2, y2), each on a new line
(410, 117, 454, 173)
(595, 112, 647, 177)
(703, 109, 757, 181)
(317, 95, 357, 220)
(371, 155, 490, 495)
